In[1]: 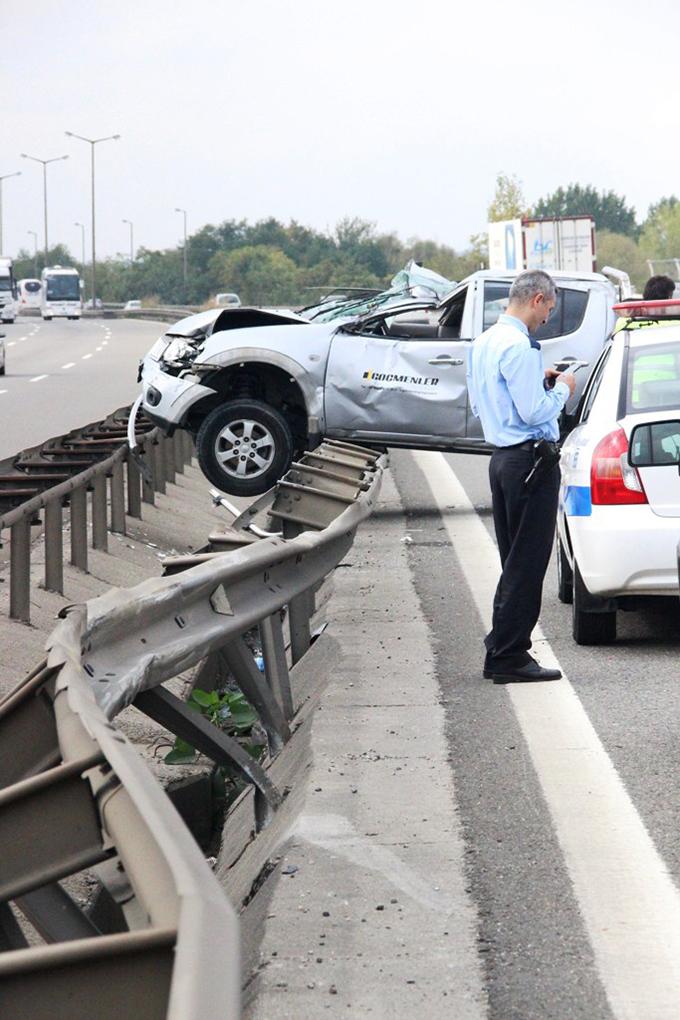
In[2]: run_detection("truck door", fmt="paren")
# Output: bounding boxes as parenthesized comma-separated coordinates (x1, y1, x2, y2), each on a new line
(323, 287, 473, 445)
(465, 278, 599, 439)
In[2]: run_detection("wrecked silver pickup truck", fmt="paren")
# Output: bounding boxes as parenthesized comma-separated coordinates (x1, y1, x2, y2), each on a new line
(136, 268, 618, 496)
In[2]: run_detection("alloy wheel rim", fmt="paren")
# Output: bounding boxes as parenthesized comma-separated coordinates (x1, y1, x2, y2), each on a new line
(214, 418, 275, 479)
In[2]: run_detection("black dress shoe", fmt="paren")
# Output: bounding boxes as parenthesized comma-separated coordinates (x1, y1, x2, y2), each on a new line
(489, 661, 562, 684)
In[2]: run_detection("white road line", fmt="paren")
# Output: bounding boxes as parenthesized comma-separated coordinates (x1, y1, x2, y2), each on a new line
(95, 346, 103, 351)
(81, 353, 92, 360)
(7, 341, 16, 347)
(0, 389, 6, 395)
(29, 374, 48, 383)
(17, 336, 27, 342)
(61, 362, 76, 369)
(102, 340, 108, 346)
(414, 450, 680, 1019)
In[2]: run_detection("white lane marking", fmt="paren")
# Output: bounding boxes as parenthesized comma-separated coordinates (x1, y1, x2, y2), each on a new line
(61, 362, 76, 369)
(102, 340, 108, 346)
(7, 341, 16, 347)
(81, 353, 93, 360)
(414, 450, 680, 1019)
(30, 374, 48, 383)
(0, 389, 6, 395)
(95, 346, 103, 351)
(17, 336, 27, 342)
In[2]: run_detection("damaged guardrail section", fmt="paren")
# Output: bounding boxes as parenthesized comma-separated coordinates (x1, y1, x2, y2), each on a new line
(0, 440, 385, 1019)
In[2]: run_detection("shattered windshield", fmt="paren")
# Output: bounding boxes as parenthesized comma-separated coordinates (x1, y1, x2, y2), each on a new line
(304, 260, 455, 323)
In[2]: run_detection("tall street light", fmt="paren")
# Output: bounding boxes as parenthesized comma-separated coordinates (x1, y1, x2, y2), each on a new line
(74, 222, 86, 267)
(175, 207, 188, 288)
(0, 171, 21, 254)
(20, 154, 68, 261)
(65, 131, 120, 306)
(27, 230, 38, 277)
(122, 218, 134, 263)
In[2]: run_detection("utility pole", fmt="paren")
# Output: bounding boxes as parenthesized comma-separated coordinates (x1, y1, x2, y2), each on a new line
(27, 230, 38, 276)
(20, 154, 68, 261)
(74, 222, 86, 267)
(65, 131, 120, 307)
(175, 207, 188, 288)
(122, 218, 134, 263)
(0, 171, 21, 254)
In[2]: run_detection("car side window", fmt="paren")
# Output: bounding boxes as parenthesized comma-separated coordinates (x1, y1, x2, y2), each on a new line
(579, 347, 611, 423)
(482, 282, 511, 330)
(534, 288, 588, 341)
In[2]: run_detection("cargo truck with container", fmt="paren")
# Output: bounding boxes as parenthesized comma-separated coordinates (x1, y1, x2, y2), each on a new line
(488, 216, 597, 274)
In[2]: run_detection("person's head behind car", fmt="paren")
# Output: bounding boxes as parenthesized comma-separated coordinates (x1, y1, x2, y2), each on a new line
(643, 275, 675, 300)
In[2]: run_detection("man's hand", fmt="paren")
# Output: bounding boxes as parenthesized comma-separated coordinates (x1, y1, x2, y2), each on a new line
(557, 371, 576, 396)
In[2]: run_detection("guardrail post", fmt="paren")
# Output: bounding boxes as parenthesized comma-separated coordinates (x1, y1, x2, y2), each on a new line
(126, 456, 142, 518)
(9, 519, 31, 623)
(283, 521, 312, 663)
(152, 441, 166, 495)
(70, 486, 88, 571)
(110, 461, 126, 535)
(91, 475, 108, 552)
(173, 432, 185, 475)
(162, 436, 176, 487)
(44, 500, 64, 594)
(183, 431, 193, 465)
(260, 613, 294, 719)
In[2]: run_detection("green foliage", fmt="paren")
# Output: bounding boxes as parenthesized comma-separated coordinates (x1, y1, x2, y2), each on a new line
(487, 173, 528, 222)
(596, 231, 649, 291)
(640, 199, 680, 261)
(533, 184, 638, 238)
(209, 245, 300, 305)
(13, 244, 78, 279)
(164, 687, 258, 765)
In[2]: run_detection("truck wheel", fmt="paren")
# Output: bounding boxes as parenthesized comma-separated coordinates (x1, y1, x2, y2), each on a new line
(572, 561, 616, 645)
(556, 537, 573, 604)
(196, 399, 295, 496)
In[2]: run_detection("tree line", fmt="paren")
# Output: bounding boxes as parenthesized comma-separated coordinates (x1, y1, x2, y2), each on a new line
(11, 180, 680, 304)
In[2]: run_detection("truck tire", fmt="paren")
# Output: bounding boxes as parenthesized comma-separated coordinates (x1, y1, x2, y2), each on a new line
(572, 561, 616, 645)
(556, 537, 573, 604)
(196, 399, 295, 497)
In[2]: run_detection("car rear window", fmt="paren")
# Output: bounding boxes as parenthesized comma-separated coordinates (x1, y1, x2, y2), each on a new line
(626, 341, 680, 413)
(482, 282, 588, 339)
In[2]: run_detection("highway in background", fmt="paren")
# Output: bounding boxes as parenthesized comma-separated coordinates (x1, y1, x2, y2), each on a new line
(0, 316, 163, 459)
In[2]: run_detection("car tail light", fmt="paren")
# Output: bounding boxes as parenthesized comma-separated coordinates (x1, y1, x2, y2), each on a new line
(591, 428, 647, 505)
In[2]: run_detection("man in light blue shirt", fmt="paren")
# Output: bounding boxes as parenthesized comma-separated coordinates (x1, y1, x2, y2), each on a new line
(467, 270, 576, 684)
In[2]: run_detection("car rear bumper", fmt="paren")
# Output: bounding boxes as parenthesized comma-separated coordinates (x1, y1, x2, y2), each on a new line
(562, 503, 680, 596)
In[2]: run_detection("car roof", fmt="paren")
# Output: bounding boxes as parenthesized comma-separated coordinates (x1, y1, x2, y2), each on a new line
(627, 323, 680, 347)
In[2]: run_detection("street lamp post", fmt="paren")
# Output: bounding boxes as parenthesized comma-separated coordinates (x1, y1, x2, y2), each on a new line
(27, 230, 38, 277)
(74, 222, 85, 267)
(65, 131, 120, 307)
(122, 218, 134, 263)
(20, 154, 68, 261)
(0, 171, 21, 254)
(175, 207, 188, 289)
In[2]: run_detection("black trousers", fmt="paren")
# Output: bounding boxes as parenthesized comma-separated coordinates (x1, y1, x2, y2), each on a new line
(484, 446, 560, 670)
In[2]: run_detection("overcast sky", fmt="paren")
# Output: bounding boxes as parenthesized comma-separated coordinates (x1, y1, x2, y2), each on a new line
(3, 0, 678, 262)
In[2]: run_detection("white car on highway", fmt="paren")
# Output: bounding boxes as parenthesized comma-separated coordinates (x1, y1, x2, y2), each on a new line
(557, 299, 680, 644)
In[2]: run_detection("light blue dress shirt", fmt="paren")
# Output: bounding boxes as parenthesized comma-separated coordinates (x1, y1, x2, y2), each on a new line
(466, 313, 569, 446)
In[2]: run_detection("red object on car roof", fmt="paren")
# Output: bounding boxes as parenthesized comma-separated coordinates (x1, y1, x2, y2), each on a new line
(613, 299, 680, 319)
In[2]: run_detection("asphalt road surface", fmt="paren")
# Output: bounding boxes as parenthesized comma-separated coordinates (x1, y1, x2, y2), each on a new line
(0, 315, 164, 459)
(391, 448, 680, 1020)
(3, 318, 680, 1015)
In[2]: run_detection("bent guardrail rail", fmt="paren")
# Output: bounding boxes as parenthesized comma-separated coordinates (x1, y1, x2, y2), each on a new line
(0, 408, 194, 623)
(0, 440, 385, 1018)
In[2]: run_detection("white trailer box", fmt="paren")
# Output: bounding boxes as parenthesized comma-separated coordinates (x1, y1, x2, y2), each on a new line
(488, 216, 596, 274)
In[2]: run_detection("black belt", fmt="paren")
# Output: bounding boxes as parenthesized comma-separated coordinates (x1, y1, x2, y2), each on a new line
(495, 440, 536, 452)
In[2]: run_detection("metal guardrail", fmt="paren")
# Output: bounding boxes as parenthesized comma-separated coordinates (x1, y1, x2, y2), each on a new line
(0, 440, 385, 1018)
(0, 411, 194, 624)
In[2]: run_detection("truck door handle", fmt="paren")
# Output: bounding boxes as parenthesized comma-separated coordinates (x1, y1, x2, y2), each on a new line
(428, 356, 464, 366)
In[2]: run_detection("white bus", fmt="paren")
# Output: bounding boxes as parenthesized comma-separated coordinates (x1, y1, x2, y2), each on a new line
(0, 257, 17, 323)
(17, 278, 42, 311)
(40, 266, 82, 320)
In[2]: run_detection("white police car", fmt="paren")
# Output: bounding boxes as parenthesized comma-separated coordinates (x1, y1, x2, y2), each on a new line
(557, 299, 680, 644)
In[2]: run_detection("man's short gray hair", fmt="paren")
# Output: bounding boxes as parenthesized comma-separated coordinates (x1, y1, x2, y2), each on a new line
(509, 270, 556, 305)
